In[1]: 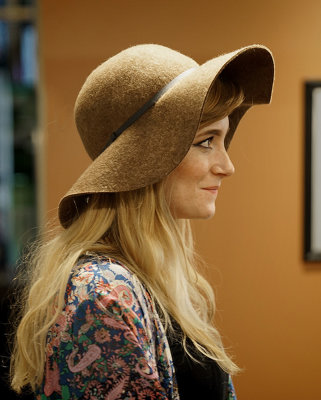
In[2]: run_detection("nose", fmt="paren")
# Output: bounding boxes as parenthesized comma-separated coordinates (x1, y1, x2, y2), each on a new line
(210, 148, 235, 177)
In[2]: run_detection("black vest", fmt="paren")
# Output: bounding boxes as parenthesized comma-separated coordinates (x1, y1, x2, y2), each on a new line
(167, 321, 229, 400)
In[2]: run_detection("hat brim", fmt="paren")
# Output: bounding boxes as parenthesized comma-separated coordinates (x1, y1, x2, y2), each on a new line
(59, 45, 274, 227)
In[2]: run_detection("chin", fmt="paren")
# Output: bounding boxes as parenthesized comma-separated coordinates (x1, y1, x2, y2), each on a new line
(197, 203, 216, 219)
(201, 210, 216, 220)
(171, 203, 216, 219)
(189, 206, 216, 220)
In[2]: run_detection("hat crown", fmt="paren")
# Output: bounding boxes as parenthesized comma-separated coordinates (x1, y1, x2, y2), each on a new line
(75, 44, 199, 160)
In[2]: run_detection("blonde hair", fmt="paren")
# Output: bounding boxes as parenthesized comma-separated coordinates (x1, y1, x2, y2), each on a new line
(10, 78, 244, 393)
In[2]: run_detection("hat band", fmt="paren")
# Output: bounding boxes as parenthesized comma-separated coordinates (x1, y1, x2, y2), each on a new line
(102, 67, 196, 152)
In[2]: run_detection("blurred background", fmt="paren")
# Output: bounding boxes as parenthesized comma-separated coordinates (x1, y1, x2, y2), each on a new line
(1, 0, 321, 399)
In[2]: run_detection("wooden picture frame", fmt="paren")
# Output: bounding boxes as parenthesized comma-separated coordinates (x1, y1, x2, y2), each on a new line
(304, 82, 321, 261)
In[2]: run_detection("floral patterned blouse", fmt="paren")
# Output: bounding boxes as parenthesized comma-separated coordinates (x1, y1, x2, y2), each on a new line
(36, 254, 237, 400)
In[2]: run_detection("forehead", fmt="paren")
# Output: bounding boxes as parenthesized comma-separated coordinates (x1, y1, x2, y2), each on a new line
(195, 116, 229, 138)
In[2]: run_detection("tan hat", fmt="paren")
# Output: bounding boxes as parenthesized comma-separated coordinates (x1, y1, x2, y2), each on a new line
(59, 44, 274, 228)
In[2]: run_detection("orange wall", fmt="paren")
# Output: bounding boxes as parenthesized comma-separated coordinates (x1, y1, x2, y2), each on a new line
(39, 1, 321, 399)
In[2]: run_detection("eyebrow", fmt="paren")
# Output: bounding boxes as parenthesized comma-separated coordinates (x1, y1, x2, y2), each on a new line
(195, 127, 230, 139)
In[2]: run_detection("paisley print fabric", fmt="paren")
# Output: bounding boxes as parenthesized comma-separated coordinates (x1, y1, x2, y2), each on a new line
(36, 254, 237, 399)
(227, 376, 237, 400)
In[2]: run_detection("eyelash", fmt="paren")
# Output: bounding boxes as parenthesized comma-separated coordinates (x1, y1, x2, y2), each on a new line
(194, 136, 214, 149)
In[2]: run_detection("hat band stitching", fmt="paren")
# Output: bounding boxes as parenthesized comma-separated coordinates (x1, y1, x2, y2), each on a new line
(102, 67, 196, 152)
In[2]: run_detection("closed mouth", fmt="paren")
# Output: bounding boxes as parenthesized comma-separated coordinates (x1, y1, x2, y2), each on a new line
(203, 186, 220, 190)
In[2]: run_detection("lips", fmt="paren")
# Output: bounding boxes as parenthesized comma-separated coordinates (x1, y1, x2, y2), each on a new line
(202, 185, 220, 196)
(203, 186, 220, 190)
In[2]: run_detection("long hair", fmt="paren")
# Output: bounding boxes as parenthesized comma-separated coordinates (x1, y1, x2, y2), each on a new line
(10, 77, 244, 393)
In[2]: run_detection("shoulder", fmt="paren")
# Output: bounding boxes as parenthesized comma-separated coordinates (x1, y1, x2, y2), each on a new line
(73, 253, 137, 286)
(66, 253, 151, 316)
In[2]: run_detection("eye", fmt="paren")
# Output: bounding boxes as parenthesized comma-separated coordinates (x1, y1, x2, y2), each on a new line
(194, 136, 214, 149)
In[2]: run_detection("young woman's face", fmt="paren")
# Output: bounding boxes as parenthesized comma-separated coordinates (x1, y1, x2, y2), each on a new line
(165, 116, 235, 219)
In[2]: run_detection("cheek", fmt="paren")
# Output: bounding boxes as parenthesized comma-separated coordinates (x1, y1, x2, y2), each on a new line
(165, 154, 209, 198)
(178, 150, 209, 176)
(179, 156, 209, 183)
(167, 160, 198, 189)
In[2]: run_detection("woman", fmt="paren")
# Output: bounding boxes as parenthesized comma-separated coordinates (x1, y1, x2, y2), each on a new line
(10, 44, 274, 399)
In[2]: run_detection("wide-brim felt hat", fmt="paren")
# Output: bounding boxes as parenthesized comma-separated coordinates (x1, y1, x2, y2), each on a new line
(59, 44, 274, 228)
